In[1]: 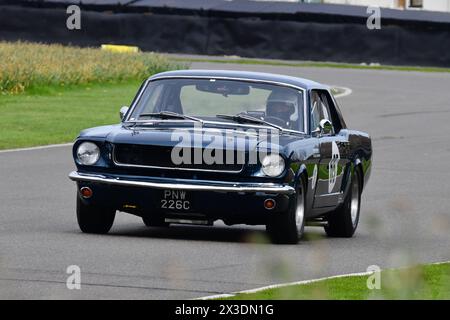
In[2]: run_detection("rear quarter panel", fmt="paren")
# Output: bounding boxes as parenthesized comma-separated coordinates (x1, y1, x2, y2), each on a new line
(347, 130, 372, 191)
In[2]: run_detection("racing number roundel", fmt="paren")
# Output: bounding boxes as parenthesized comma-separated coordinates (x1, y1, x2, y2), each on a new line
(328, 141, 340, 193)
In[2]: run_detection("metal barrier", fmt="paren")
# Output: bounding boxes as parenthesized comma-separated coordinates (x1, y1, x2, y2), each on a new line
(1, 0, 449, 67)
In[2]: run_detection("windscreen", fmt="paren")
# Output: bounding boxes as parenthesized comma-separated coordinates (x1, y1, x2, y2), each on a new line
(128, 78, 305, 131)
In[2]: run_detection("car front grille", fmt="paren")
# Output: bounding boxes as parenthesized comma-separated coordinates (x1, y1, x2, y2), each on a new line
(113, 144, 245, 173)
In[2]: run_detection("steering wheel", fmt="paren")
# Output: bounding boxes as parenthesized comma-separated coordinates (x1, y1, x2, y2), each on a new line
(264, 116, 287, 128)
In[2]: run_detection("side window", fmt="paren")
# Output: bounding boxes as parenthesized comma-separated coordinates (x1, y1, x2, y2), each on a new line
(319, 94, 331, 121)
(310, 91, 321, 132)
(320, 91, 344, 133)
(318, 92, 334, 135)
(310, 89, 344, 134)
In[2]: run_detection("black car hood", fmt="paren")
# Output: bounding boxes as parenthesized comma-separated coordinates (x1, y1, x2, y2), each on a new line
(79, 124, 303, 154)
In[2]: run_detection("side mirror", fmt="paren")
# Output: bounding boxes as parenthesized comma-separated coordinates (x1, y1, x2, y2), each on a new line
(119, 106, 129, 121)
(319, 119, 333, 135)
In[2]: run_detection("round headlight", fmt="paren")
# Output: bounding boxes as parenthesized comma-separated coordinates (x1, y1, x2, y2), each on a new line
(77, 142, 100, 165)
(261, 154, 285, 177)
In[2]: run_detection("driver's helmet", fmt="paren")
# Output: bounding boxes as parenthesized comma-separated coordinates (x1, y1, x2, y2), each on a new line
(266, 89, 299, 127)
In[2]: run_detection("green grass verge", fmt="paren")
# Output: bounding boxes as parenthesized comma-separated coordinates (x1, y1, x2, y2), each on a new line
(224, 262, 450, 300)
(0, 81, 140, 150)
(172, 57, 450, 73)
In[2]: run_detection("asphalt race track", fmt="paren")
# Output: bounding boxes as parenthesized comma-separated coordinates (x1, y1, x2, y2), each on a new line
(1, 62, 450, 299)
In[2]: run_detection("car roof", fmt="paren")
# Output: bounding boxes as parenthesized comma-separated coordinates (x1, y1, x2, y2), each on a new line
(148, 69, 329, 91)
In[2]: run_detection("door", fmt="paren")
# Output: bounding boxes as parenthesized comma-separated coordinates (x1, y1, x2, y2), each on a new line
(310, 90, 349, 208)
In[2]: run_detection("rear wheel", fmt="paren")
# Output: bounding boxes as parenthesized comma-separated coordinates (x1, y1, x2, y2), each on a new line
(76, 195, 115, 234)
(324, 168, 361, 237)
(266, 182, 305, 244)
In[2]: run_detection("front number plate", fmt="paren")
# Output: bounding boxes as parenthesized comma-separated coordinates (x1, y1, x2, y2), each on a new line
(160, 190, 191, 211)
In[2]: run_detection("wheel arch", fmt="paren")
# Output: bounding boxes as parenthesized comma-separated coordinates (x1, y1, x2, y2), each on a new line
(341, 156, 364, 197)
(294, 163, 308, 193)
(354, 157, 364, 192)
(292, 163, 312, 214)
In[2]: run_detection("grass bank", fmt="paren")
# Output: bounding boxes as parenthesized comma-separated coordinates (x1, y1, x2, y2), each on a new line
(223, 262, 450, 300)
(0, 41, 180, 94)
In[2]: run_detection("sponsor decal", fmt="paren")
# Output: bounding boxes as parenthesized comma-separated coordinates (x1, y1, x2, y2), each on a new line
(328, 141, 340, 193)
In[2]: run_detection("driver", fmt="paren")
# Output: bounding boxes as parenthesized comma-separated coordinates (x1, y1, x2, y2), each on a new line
(265, 89, 299, 129)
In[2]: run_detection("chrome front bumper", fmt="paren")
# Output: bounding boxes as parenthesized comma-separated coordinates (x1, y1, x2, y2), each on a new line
(68, 171, 295, 195)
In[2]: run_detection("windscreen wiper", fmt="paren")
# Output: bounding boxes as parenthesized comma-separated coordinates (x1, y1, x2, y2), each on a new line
(216, 114, 284, 132)
(139, 111, 203, 123)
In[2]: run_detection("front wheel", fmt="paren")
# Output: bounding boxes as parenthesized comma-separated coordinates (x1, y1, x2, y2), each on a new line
(324, 168, 361, 237)
(76, 195, 116, 234)
(266, 184, 306, 244)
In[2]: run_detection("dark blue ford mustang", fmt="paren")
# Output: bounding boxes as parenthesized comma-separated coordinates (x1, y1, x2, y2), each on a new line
(69, 70, 372, 244)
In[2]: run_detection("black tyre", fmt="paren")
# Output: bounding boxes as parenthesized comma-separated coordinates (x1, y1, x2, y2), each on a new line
(325, 167, 362, 237)
(76, 195, 116, 234)
(142, 215, 170, 227)
(266, 182, 306, 244)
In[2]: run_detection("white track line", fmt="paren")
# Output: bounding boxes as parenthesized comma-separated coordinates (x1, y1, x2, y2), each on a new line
(0, 143, 73, 154)
(333, 86, 353, 99)
(196, 260, 450, 300)
(196, 271, 371, 300)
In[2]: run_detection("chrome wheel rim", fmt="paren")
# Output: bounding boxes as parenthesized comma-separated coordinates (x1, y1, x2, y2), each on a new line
(295, 190, 305, 231)
(350, 175, 360, 227)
